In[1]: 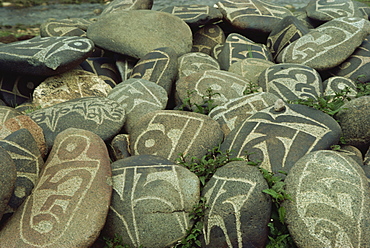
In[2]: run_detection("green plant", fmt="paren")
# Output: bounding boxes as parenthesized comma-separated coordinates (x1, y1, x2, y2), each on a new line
(176, 146, 243, 186)
(259, 168, 296, 248)
(243, 82, 260, 95)
(288, 87, 351, 117)
(103, 234, 143, 248)
(178, 87, 220, 115)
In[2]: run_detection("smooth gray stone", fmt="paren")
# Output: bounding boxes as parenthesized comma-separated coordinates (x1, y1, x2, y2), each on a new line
(277, 17, 370, 71)
(284, 150, 370, 247)
(103, 155, 200, 248)
(0, 36, 94, 76)
(201, 161, 271, 247)
(87, 10, 193, 59)
(258, 63, 323, 101)
(306, 0, 364, 22)
(220, 103, 342, 174)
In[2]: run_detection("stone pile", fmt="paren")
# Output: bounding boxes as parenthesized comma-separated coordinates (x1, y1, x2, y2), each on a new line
(0, 0, 370, 247)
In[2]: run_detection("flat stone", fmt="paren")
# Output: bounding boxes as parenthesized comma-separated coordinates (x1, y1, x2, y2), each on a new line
(130, 47, 178, 94)
(40, 18, 94, 37)
(277, 17, 370, 71)
(0, 146, 16, 222)
(284, 150, 370, 247)
(0, 128, 112, 247)
(159, 4, 223, 28)
(220, 103, 342, 174)
(176, 70, 252, 111)
(329, 34, 370, 83)
(257, 63, 323, 101)
(32, 69, 112, 108)
(28, 97, 126, 150)
(306, 0, 364, 22)
(0, 106, 22, 125)
(87, 10, 193, 59)
(209, 92, 279, 136)
(228, 58, 275, 85)
(0, 73, 47, 106)
(79, 57, 121, 87)
(0, 115, 47, 158)
(216, 0, 293, 33)
(107, 78, 168, 133)
(100, 0, 153, 16)
(103, 154, 199, 248)
(130, 110, 224, 163)
(267, 15, 310, 60)
(177, 52, 220, 79)
(0, 36, 95, 76)
(0, 128, 44, 214)
(191, 24, 225, 55)
(217, 33, 273, 70)
(335, 96, 370, 150)
(322, 76, 357, 98)
(201, 161, 271, 247)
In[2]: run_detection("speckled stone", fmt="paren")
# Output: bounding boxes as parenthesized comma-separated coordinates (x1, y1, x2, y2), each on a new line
(40, 18, 94, 37)
(191, 24, 226, 55)
(284, 150, 370, 248)
(0, 146, 16, 222)
(177, 52, 220, 79)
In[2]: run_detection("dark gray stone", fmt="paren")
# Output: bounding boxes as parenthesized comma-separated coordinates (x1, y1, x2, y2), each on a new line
(267, 15, 310, 60)
(322, 76, 357, 98)
(277, 17, 370, 71)
(130, 110, 224, 163)
(192, 24, 226, 55)
(201, 161, 271, 247)
(0, 146, 16, 222)
(28, 97, 126, 150)
(0, 128, 43, 214)
(0, 36, 95, 76)
(130, 47, 178, 94)
(80, 57, 121, 87)
(159, 4, 223, 28)
(306, 0, 363, 22)
(220, 103, 342, 174)
(114, 54, 138, 81)
(109, 134, 131, 161)
(0, 106, 22, 125)
(216, 0, 293, 33)
(217, 33, 273, 70)
(257, 63, 323, 101)
(284, 150, 370, 247)
(87, 10, 193, 59)
(329, 34, 370, 83)
(103, 155, 200, 248)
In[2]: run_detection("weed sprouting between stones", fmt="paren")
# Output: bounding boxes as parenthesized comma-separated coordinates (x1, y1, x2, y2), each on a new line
(178, 87, 220, 115)
(103, 233, 143, 248)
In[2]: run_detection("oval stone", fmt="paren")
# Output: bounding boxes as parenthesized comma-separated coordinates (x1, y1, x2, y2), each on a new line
(284, 150, 370, 247)
(0, 128, 112, 247)
(201, 161, 271, 247)
(103, 155, 199, 248)
(191, 24, 226, 55)
(130, 110, 224, 163)
(87, 10, 193, 59)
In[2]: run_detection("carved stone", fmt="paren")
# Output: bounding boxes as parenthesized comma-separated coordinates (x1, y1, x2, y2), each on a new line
(177, 52, 220, 79)
(130, 110, 223, 163)
(306, 0, 363, 22)
(0, 128, 112, 247)
(40, 18, 94, 37)
(257, 63, 323, 101)
(220, 104, 342, 174)
(322, 76, 357, 98)
(80, 57, 121, 87)
(192, 24, 226, 55)
(103, 155, 200, 248)
(284, 150, 370, 247)
(100, 0, 153, 16)
(201, 161, 271, 247)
